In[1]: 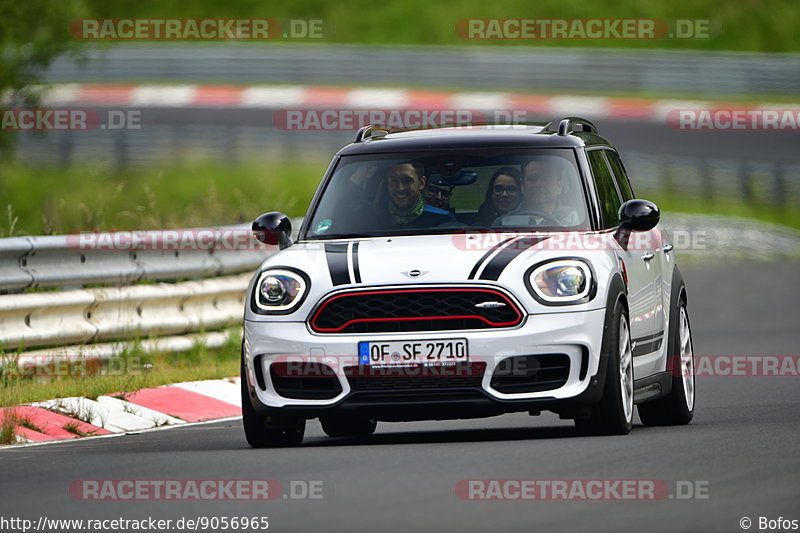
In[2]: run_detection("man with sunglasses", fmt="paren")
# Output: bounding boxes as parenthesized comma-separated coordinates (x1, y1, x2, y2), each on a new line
(495, 158, 580, 227)
(421, 174, 456, 213)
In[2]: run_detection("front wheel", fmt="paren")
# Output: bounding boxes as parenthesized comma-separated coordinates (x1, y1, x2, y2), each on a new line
(575, 300, 633, 436)
(241, 352, 305, 447)
(638, 299, 695, 426)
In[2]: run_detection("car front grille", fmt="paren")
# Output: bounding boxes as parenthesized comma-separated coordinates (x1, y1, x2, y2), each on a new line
(309, 287, 523, 333)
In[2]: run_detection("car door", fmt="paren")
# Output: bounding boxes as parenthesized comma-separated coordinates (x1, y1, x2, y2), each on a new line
(604, 149, 666, 348)
(587, 149, 661, 359)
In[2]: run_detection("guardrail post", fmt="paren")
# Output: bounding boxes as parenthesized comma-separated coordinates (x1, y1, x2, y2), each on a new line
(57, 131, 73, 168)
(659, 156, 674, 198)
(771, 164, 786, 209)
(699, 158, 714, 203)
(738, 160, 752, 205)
(113, 130, 128, 170)
(172, 125, 186, 163)
(225, 125, 239, 164)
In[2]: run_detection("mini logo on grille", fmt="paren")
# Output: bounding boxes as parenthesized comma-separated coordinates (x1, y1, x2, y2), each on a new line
(474, 301, 506, 309)
(402, 269, 428, 278)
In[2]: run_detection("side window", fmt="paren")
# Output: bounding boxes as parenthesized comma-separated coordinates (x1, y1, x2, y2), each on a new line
(605, 150, 634, 201)
(587, 150, 622, 228)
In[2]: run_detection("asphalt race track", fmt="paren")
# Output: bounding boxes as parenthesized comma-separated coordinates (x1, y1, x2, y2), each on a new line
(1, 259, 798, 533)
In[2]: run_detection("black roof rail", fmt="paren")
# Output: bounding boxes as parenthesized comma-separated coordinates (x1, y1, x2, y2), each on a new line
(557, 117, 598, 136)
(354, 125, 389, 142)
(355, 122, 552, 142)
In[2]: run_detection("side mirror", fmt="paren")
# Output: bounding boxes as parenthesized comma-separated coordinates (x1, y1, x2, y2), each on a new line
(252, 212, 292, 249)
(618, 199, 660, 232)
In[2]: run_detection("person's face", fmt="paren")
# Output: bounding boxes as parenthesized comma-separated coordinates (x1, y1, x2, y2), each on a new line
(387, 163, 426, 210)
(523, 161, 562, 210)
(491, 174, 521, 214)
(422, 182, 453, 210)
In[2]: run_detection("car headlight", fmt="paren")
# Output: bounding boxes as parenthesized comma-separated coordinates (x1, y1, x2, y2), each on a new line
(253, 269, 308, 313)
(527, 259, 593, 304)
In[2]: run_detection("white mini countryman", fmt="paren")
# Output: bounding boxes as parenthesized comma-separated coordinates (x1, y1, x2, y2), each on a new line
(241, 118, 695, 447)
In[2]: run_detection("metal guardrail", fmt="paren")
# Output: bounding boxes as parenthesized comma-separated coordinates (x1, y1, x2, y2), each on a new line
(0, 223, 292, 355)
(0, 274, 252, 350)
(3, 214, 800, 358)
(43, 43, 800, 97)
(0, 224, 273, 292)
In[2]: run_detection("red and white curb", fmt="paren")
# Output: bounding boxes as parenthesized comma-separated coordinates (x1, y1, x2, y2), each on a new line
(32, 83, 790, 122)
(0, 378, 242, 446)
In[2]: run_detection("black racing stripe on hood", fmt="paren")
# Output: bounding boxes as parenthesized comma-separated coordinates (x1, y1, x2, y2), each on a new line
(467, 236, 517, 280)
(352, 241, 362, 283)
(324, 243, 351, 286)
(479, 236, 551, 281)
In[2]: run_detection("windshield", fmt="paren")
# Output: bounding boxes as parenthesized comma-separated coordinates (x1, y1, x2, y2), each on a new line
(304, 148, 590, 239)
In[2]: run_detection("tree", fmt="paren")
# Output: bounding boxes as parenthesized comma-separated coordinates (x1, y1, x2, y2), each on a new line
(0, 0, 92, 151)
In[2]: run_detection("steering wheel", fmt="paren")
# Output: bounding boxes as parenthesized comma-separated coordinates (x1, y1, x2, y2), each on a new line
(506, 209, 562, 227)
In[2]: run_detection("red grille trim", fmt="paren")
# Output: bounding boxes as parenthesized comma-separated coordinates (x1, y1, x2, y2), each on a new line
(309, 287, 523, 333)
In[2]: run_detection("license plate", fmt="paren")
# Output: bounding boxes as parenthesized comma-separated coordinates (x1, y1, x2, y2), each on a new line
(358, 339, 468, 366)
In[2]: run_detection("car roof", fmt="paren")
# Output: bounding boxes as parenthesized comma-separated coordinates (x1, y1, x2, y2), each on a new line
(337, 124, 616, 156)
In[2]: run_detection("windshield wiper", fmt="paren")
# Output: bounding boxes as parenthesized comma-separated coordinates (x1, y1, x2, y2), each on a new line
(306, 233, 385, 240)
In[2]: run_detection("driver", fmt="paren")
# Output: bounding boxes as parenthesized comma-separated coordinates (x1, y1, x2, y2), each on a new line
(382, 162, 454, 227)
(495, 159, 580, 226)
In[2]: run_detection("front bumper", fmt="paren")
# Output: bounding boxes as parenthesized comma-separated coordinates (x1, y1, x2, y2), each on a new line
(243, 307, 608, 419)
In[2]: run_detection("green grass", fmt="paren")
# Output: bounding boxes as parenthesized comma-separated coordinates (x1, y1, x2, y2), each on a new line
(2, 158, 799, 237)
(82, 0, 800, 52)
(0, 159, 324, 236)
(61, 420, 99, 437)
(652, 193, 800, 230)
(0, 409, 17, 444)
(0, 333, 241, 408)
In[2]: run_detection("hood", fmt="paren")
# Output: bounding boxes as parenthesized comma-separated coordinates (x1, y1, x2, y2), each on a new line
(270, 233, 553, 286)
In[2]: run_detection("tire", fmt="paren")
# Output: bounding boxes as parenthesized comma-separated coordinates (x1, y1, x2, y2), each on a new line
(320, 415, 377, 438)
(241, 353, 305, 448)
(575, 300, 633, 436)
(638, 297, 695, 426)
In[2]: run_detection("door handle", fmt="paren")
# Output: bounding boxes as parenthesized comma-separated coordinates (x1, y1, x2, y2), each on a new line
(641, 252, 655, 261)
(662, 244, 674, 254)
